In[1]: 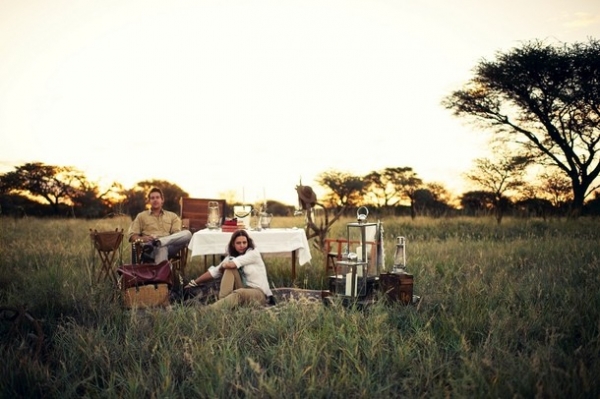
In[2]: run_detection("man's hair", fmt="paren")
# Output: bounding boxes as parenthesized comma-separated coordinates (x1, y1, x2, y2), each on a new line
(148, 187, 164, 199)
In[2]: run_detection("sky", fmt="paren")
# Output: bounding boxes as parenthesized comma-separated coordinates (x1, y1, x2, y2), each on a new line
(1, 0, 599, 207)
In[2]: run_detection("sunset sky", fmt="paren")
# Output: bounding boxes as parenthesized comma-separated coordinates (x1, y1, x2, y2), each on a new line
(1, 0, 599, 206)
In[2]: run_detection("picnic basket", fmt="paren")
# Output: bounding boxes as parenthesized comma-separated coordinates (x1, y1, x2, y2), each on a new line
(122, 284, 170, 309)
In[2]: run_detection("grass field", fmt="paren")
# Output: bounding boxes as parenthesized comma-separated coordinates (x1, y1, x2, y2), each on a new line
(1, 215, 599, 398)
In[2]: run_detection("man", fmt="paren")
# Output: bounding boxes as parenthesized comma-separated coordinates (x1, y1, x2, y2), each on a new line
(128, 187, 192, 263)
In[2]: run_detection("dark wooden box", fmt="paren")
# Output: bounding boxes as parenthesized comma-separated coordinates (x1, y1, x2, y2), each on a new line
(379, 272, 413, 305)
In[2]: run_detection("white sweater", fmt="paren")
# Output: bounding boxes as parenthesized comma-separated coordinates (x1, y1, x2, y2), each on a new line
(207, 248, 273, 297)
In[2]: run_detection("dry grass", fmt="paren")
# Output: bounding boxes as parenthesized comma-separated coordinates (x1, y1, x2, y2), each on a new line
(1, 215, 599, 398)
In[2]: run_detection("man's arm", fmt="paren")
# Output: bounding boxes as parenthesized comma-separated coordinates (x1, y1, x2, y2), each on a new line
(169, 212, 183, 233)
(128, 214, 143, 242)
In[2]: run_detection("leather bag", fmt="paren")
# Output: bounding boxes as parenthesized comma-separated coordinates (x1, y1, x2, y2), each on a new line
(117, 260, 173, 289)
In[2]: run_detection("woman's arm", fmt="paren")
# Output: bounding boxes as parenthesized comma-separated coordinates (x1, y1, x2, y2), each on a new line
(231, 249, 262, 268)
(220, 256, 237, 271)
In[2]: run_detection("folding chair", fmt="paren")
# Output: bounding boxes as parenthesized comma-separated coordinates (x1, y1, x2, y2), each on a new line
(90, 228, 124, 284)
(130, 239, 188, 290)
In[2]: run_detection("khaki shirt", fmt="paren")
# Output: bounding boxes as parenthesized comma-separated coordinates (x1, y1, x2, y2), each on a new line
(128, 209, 182, 241)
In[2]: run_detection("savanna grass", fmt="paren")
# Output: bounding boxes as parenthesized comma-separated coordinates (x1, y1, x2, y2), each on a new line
(0, 216, 599, 398)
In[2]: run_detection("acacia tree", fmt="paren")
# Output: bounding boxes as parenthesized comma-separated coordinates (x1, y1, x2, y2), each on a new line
(69, 178, 121, 218)
(443, 39, 600, 217)
(316, 170, 366, 210)
(460, 191, 497, 216)
(389, 167, 423, 219)
(413, 182, 454, 217)
(0, 162, 84, 215)
(465, 153, 529, 224)
(363, 167, 423, 218)
(539, 169, 573, 209)
(363, 169, 398, 208)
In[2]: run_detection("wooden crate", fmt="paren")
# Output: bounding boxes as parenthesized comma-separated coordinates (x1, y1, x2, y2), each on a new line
(379, 272, 414, 305)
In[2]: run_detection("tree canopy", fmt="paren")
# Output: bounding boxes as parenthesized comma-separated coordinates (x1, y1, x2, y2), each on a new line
(0, 163, 188, 218)
(443, 38, 600, 216)
(0, 162, 84, 215)
(465, 149, 530, 224)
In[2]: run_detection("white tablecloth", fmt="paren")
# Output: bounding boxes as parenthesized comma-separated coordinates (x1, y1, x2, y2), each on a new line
(188, 228, 312, 266)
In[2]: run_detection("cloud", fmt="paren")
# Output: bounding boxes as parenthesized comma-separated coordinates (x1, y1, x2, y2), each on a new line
(562, 12, 600, 29)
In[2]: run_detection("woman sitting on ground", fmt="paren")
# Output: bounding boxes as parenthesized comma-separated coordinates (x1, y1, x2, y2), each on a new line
(185, 229, 274, 308)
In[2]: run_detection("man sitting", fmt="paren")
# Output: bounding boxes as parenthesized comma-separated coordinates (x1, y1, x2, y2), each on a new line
(128, 187, 192, 263)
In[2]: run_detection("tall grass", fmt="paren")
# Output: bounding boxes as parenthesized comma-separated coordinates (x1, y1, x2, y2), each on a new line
(1, 216, 599, 398)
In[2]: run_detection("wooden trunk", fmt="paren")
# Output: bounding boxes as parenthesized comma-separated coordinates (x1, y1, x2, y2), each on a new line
(379, 272, 413, 305)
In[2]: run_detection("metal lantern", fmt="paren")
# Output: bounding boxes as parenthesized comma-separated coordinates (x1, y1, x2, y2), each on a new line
(356, 206, 369, 224)
(392, 236, 406, 273)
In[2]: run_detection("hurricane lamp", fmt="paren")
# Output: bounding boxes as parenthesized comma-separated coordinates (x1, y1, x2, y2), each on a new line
(393, 236, 406, 272)
(206, 201, 221, 230)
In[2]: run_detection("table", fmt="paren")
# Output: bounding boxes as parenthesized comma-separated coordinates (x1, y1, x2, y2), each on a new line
(188, 228, 312, 279)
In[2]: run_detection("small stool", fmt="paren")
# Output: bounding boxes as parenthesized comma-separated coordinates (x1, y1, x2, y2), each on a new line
(90, 229, 124, 284)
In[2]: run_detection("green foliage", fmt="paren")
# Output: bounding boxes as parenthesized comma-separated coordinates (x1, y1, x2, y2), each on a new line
(1, 216, 599, 398)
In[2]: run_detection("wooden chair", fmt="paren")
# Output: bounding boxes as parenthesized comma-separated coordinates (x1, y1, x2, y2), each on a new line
(324, 238, 378, 275)
(180, 197, 227, 233)
(180, 197, 228, 268)
(324, 223, 381, 276)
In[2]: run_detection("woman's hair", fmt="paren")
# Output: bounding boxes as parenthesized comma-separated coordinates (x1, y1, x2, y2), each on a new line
(227, 229, 256, 256)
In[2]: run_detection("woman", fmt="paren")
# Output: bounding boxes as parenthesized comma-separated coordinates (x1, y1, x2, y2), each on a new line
(185, 230, 274, 308)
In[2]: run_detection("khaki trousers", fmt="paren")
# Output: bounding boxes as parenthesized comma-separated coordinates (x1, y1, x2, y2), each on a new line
(210, 269, 266, 309)
(153, 230, 193, 263)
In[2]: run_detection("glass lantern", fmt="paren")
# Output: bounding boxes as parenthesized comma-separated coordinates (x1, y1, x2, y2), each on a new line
(259, 212, 272, 229)
(206, 201, 221, 230)
(392, 236, 406, 273)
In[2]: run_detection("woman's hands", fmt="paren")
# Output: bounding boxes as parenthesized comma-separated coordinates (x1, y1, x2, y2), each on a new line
(220, 260, 236, 271)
